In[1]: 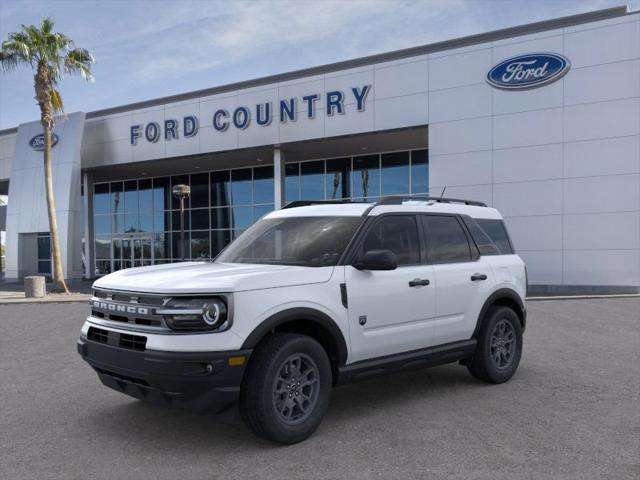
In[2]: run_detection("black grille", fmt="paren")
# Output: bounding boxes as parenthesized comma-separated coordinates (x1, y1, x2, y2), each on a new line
(119, 333, 146, 351)
(87, 326, 147, 351)
(87, 326, 108, 344)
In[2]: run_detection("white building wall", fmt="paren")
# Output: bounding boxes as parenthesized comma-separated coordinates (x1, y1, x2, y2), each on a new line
(5, 113, 85, 280)
(0, 133, 16, 181)
(428, 12, 640, 289)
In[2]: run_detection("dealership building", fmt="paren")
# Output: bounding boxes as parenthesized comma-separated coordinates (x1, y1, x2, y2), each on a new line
(0, 5, 638, 293)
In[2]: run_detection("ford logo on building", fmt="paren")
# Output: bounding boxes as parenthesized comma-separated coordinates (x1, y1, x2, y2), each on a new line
(487, 53, 570, 90)
(29, 133, 59, 151)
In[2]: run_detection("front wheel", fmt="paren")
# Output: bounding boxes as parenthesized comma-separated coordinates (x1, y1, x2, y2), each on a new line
(239, 333, 332, 444)
(467, 306, 523, 383)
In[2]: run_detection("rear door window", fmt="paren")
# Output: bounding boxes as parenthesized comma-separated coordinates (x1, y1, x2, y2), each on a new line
(422, 215, 472, 264)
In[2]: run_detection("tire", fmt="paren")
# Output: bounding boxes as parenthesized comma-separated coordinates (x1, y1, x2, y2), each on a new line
(239, 333, 332, 444)
(467, 306, 523, 384)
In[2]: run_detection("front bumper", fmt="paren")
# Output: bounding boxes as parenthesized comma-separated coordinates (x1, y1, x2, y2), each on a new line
(77, 336, 251, 413)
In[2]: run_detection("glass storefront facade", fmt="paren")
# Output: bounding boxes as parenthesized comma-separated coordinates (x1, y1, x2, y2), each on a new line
(92, 149, 428, 275)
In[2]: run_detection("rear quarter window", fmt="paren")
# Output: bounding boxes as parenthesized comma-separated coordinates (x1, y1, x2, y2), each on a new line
(464, 218, 514, 255)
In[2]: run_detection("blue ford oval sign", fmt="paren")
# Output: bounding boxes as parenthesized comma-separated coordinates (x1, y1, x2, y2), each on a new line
(29, 133, 59, 151)
(487, 53, 570, 90)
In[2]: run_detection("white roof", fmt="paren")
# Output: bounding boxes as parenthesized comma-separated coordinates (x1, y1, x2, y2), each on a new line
(266, 201, 503, 220)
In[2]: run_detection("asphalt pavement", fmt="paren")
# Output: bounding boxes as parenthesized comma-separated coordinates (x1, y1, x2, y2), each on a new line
(0, 298, 638, 480)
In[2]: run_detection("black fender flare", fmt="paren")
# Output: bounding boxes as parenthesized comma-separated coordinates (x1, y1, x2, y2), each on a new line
(241, 307, 349, 367)
(473, 288, 527, 337)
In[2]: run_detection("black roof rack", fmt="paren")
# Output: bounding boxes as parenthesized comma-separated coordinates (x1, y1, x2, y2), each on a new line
(282, 200, 370, 209)
(281, 195, 487, 211)
(375, 195, 487, 207)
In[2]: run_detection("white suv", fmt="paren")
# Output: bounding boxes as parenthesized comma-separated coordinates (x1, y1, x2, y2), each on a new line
(78, 196, 527, 444)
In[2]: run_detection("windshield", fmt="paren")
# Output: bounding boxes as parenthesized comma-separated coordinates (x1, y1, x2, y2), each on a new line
(216, 216, 362, 267)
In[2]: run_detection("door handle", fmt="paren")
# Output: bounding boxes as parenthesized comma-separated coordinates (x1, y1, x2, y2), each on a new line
(471, 273, 487, 281)
(409, 278, 430, 287)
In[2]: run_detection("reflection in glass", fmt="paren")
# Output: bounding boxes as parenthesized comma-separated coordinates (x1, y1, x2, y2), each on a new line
(139, 213, 153, 232)
(95, 237, 111, 259)
(171, 210, 190, 231)
(94, 184, 110, 214)
(94, 215, 110, 235)
(301, 161, 324, 200)
(190, 231, 210, 259)
(232, 169, 252, 205)
(190, 173, 209, 208)
(37, 235, 51, 260)
(138, 179, 153, 212)
(124, 213, 139, 232)
(381, 151, 410, 195)
(153, 233, 168, 259)
(153, 177, 170, 211)
(211, 207, 231, 230)
(411, 149, 429, 194)
(254, 204, 274, 221)
(211, 171, 231, 207)
(253, 166, 274, 204)
(113, 238, 123, 261)
(95, 260, 111, 275)
(111, 182, 123, 216)
(211, 230, 232, 256)
(232, 206, 253, 229)
(285, 163, 300, 203)
(124, 180, 138, 212)
(171, 232, 184, 260)
(112, 214, 124, 234)
(38, 260, 51, 274)
(326, 158, 350, 199)
(352, 155, 380, 200)
(92, 149, 428, 275)
(154, 211, 169, 232)
(191, 208, 210, 230)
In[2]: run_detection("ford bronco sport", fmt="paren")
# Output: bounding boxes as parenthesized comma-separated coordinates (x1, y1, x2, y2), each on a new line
(78, 196, 527, 444)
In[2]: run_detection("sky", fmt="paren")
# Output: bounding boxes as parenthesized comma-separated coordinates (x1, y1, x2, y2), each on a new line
(0, 0, 637, 130)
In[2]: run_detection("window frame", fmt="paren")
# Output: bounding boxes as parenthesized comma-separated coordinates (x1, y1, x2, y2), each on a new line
(420, 213, 480, 265)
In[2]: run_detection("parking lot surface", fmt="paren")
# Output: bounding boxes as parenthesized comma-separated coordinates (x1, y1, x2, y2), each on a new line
(1, 298, 638, 480)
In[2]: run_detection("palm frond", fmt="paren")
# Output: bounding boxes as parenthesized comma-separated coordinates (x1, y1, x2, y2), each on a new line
(64, 47, 94, 81)
(50, 88, 64, 113)
(0, 51, 20, 70)
(41, 17, 54, 35)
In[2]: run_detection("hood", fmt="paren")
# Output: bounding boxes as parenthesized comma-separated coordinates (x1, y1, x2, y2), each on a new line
(92, 262, 334, 294)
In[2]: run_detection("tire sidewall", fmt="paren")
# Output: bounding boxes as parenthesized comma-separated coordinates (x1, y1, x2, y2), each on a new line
(479, 307, 523, 383)
(257, 336, 332, 443)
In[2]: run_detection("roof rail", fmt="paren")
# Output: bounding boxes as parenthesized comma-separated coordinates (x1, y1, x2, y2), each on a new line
(282, 200, 369, 209)
(375, 195, 487, 207)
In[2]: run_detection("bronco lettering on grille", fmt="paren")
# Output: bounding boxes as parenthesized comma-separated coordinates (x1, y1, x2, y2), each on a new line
(91, 300, 149, 315)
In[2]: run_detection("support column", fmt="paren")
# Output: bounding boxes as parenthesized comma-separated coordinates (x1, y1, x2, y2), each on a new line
(273, 147, 286, 209)
(83, 172, 95, 279)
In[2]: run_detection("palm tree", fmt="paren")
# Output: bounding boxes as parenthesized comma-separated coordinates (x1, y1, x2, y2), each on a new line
(0, 18, 94, 293)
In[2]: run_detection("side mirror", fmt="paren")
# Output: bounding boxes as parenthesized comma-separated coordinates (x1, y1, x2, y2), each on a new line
(353, 249, 398, 271)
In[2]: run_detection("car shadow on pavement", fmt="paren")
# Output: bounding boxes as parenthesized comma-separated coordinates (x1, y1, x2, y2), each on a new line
(84, 363, 492, 449)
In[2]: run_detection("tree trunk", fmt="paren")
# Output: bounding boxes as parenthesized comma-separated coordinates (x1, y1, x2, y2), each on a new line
(36, 63, 68, 294)
(43, 122, 69, 294)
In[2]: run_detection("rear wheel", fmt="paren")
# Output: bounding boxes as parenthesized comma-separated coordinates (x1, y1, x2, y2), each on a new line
(467, 306, 522, 383)
(239, 333, 332, 444)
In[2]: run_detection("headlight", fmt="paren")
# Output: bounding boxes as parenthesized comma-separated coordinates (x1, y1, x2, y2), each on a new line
(157, 297, 229, 332)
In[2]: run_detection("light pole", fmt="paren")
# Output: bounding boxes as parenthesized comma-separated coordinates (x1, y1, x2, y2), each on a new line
(172, 184, 191, 261)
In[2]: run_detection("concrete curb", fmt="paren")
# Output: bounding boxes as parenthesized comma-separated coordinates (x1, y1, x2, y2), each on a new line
(0, 295, 91, 305)
(527, 294, 640, 301)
